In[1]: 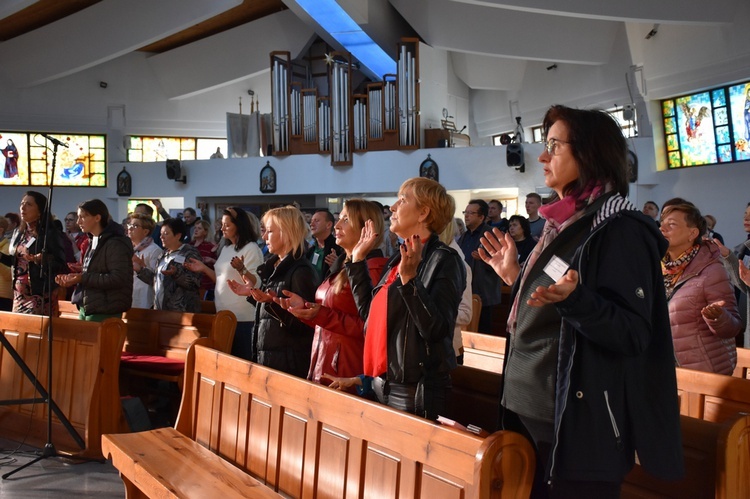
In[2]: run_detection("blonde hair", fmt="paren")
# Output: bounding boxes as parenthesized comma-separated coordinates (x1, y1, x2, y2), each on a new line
(438, 216, 457, 245)
(129, 212, 155, 233)
(331, 199, 385, 293)
(398, 177, 454, 234)
(262, 205, 308, 258)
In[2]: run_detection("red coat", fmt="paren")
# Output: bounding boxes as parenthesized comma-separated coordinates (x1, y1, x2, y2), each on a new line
(668, 242, 741, 374)
(306, 254, 387, 389)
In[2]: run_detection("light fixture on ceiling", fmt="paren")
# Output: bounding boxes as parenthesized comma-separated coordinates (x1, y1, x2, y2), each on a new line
(645, 24, 660, 40)
(546, 64, 558, 71)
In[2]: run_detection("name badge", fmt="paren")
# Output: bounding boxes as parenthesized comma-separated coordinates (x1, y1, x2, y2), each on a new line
(172, 255, 186, 265)
(26, 237, 36, 248)
(311, 252, 320, 265)
(544, 255, 569, 282)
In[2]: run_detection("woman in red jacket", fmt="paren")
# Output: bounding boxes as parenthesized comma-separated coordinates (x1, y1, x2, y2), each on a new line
(273, 199, 387, 391)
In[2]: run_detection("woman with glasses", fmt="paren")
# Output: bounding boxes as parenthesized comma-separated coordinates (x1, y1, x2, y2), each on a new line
(328, 178, 465, 421)
(270, 199, 388, 391)
(55, 199, 133, 321)
(126, 213, 160, 309)
(186, 207, 263, 359)
(135, 218, 201, 312)
(480, 105, 683, 497)
(228, 206, 319, 377)
(0, 191, 66, 315)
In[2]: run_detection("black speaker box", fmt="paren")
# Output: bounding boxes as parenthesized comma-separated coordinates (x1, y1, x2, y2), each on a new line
(507, 143, 524, 167)
(166, 159, 181, 180)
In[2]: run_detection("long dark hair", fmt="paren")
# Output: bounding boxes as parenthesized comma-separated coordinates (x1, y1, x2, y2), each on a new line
(509, 215, 531, 240)
(542, 105, 629, 199)
(78, 199, 109, 230)
(223, 206, 258, 251)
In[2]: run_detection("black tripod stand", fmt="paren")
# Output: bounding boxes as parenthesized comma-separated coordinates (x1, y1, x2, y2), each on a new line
(1, 136, 85, 479)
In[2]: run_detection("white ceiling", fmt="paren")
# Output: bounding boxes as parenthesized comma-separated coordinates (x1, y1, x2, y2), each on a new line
(0, 0, 741, 95)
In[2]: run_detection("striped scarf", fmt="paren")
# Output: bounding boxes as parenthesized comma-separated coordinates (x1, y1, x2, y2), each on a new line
(661, 244, 700, 299)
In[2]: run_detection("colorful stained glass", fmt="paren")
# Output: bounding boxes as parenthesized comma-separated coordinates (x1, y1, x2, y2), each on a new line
(712, 89, 726, 107)
(668, 151, 681, 168)
(714, 107, 728, 126)
(662, 100, 675, 118)
(666, 134, 679, 151)
(664, 118, 677, 134)
(716, 126, 730, 144)
(718, 144, 732, 162)
(728, 82, 750, 161)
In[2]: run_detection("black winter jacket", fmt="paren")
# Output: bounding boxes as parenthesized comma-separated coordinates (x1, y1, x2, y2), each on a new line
(347, 233, 465, 386)
(250, 253, 319, 378)
(509, 194, 684, 483)
(75, 222, 133, 315)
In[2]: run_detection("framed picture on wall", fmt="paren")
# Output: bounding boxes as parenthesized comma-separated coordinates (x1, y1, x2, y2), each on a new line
(260, 161, 276, 193)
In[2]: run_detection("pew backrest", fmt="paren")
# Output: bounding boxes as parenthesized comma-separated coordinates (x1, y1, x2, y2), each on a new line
(676, 366, 750, 423)
(462, 330, 505, 374)
(175, 344, 535, 499)
(733, 346, 750, 379)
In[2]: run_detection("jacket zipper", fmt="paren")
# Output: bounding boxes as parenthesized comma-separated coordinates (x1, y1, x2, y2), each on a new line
(603, 390, 623, 449)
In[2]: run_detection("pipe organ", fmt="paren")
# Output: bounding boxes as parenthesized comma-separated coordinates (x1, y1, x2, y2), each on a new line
(269, 38, 420, 165)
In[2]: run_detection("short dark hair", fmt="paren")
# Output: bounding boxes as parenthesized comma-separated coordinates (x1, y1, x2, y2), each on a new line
(488, 199, 503, 211)
(468, 199, 489, 218)
(78, 199, 109, 230)
(162, 217, 187, 240)
(644, 200, 660, 212)
(542, 105, 629, 198)
(134, 202, 154, 216)
(183, 207, 196, 217)
(662, 202, 706, 245)
(314, 209, 335, 225)
(662, 198, 693, 210)
(4, 212, 20, 226)
(509, 215, 531, 239)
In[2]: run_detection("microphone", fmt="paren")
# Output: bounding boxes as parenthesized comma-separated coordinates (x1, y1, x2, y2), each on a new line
(41, 133, 69, 148)
(458, 125, 467, 134)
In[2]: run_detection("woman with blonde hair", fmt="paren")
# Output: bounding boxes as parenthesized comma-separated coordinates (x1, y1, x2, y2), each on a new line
(272, 199, 388, 390)
(329, 178, 465, 420)
(229, 205, 319, 377)
(127, 213, 160, 308)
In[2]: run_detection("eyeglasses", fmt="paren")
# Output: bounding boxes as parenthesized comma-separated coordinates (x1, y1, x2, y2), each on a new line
(543, 138, 573, 156)
(64, 218, 76, 222)
(127, 224, 143, 229)
(463, 211, 480, 216)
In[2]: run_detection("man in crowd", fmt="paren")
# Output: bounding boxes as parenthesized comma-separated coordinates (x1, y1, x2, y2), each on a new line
(306, 209, 342, 279)
(486, 199, 509, 232)
(525, 192, 546, 241)
(642, 200, 660, 226)
(182, 207, 200, 242)
(458, 199, 504, 335)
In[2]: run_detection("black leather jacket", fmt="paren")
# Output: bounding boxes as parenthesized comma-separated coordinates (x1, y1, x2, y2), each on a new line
(347, 233, 465, 384)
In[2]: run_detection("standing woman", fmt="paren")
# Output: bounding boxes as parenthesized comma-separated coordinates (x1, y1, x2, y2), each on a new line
(228, 206, 319, 377)
(136, 218, 201, 312)
(344, 178, 465, 420)
(272, 199, 388, 389)
(659, 202, 741, 373)
(0, 217, 11, 311)
(479, 105, 683, 497)
(507, 214, 536, 264)
(0, 191, 66, 314)
(56, 199, 133, 321)
(186, 207, 263, 359)
(126, 213, 160, 309)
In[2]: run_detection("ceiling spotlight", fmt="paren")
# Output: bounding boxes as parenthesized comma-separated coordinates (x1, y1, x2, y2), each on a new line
(99, 81, 108, 88)
(546, 64, 558, 71)
(247, 89, 254, 96)
(645, 23, 660, 40)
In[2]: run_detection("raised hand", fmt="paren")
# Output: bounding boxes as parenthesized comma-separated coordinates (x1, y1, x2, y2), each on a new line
(227, 278, 253, 296)
(230, 255, 245, 272)
(132, 254, 146, 272)
(398, 234, 423, 285)
(321, 373, 362, 391)
(478, 228, 521, 284)
(739, 260, 750, 288)
(184, 257, 206, 273)
(351, 219, 378, 263)
(701, 300, 726, 322)
(274, 290, 321, 320)
(527, 270, 578, 307)
(324, 248, 337, 267)
(55, 273, 82, 288)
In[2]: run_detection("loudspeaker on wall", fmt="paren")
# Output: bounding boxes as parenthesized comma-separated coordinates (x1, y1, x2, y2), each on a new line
(507, 143, 524, 168)
(166, 159, 186, 183)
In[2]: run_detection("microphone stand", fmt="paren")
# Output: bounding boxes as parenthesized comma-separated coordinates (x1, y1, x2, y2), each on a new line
(1, 138, 85, 480)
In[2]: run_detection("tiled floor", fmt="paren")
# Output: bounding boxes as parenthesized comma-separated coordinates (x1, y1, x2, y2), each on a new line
(0, 438, 124, 498)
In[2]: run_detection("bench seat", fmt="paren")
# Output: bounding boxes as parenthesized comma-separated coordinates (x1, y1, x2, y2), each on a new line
(102, 427, 282, 499)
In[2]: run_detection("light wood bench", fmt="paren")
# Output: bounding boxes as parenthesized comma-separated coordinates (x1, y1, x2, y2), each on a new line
(676, 366, 750, 423)
(0, 312, 127, 459)
(462, 330, 505, 374)
(103, 344, 536, 499)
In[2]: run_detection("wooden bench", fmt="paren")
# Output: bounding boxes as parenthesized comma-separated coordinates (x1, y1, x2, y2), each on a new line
(103, 344, 536, 499)
(676, 366, 750, 423)
(0, 312, 127, 459)
(733, 346, 750, 379)
(622, 413, 750, 499)
(462, 330, 505, 374)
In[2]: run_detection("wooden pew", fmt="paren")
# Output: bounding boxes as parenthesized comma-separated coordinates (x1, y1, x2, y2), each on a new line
(676, 366, 750, 423)
(103, 344, 536, 499)
(622, 414, 750, 499)
(0, 312, 127, 459)
(733, 346, 750, 379)
(462, 330, 505, 374)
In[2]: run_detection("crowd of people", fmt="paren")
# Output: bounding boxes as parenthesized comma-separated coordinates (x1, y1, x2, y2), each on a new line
(3, 104, 750, 497)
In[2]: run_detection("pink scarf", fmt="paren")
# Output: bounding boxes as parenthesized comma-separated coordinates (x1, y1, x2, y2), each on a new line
(507, 182, 603, 335)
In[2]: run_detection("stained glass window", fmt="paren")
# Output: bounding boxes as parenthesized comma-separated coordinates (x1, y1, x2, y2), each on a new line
(127, 137, 227, 161)
(0, 132, 106, 186)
